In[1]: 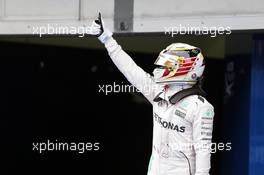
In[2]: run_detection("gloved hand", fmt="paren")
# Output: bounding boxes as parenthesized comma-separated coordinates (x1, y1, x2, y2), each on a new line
(90, 13, 113, 44)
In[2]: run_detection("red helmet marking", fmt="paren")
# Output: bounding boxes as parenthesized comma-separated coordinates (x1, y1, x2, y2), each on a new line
(162, 69, 170, 77)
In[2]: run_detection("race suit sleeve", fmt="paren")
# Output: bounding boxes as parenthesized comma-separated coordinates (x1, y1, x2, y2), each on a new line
(193, 104, 214, 175)
(104, 37, 157, 103)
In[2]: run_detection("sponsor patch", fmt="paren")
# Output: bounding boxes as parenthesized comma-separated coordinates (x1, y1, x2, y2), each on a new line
(180, 101, 189, 108)
(205, 108, 214, 118)
(201, 126, 213, 130)
(202, 138, 212, 141)
(201, 131, 212, 136)
(201, 121, 213, 125)
(175, 109, 186, 118)
(202, 117, 213, 120)
(154, 113, 185, 133)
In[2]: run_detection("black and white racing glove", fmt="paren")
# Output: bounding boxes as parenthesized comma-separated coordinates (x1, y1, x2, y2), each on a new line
(90, 13, 113, 44)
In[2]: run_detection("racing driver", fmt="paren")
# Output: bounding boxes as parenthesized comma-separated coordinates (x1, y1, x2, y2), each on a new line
(90, 13, 215, 175)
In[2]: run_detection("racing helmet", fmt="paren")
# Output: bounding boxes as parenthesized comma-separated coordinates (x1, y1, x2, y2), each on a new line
(153, 43, 205, 85)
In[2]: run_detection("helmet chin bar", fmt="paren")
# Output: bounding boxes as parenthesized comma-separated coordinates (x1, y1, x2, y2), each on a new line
(155, 80, 197, 85)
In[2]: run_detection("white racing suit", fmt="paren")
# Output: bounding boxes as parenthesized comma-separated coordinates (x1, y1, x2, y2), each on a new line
(104, 37, 214, 175)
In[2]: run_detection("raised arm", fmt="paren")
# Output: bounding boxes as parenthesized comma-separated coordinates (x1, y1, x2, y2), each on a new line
(90, 13, 158, 103)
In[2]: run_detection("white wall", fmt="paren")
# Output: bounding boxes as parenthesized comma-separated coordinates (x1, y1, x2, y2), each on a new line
(0, 0, 114, 34)
(1, 0, 79, 20)
(134, 0, 264, 18)
(0, 0, 263, 34)
(133, 0, 264, 32)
